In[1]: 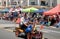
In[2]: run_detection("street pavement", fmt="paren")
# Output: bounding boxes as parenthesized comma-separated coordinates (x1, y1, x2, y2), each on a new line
(0, 26, 60, 39)
(0, 29, 24, 39)
(0, 20, 19, 28)
(0, 20, 15, 24)
(0, 20, 60, 39)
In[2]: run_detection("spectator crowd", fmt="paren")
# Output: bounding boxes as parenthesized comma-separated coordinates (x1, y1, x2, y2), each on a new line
(0, 6, 60, 28)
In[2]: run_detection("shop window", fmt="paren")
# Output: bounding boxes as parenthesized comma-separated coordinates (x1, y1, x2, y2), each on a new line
(41, 1, 46, 6)
(31, 2, 35, 5)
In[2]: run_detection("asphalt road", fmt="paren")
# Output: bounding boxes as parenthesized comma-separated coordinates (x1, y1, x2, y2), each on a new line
(0, 20, 15, 24)
(0, 20, 60, 39)
(0, 28, 60, 39)
(0, 20, 19, 28)
(0, 29, 24, 39)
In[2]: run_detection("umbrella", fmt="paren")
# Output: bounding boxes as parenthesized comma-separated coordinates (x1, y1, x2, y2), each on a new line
(21, 8, 30, 12)
(2, 8, 9, 13)
(29, 7, 38, 10)
(34, 9, 47, 13)
(29, 7, 38, 12)
(0, 10, 3, 13)
(21, 7, 38, 12)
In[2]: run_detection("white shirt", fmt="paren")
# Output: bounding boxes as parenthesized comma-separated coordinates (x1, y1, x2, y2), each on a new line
(20, 16, 25, 24)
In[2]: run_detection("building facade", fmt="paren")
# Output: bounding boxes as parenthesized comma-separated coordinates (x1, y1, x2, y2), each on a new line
(0, 0, 60, 7)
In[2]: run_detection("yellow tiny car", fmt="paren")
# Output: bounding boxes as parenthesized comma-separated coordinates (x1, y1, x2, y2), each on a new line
(14, 25, 43, 39)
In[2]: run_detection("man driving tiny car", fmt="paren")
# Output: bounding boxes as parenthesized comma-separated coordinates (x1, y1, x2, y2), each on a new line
(19, 20, 33, 39)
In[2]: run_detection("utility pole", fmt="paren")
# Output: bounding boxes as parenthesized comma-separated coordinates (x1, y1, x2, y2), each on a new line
(27, 0, 29, 6)
(48, 0, 52, 7)
(20, 0, 23, 6)
(9, 0, 11, 6)
(50, 0, 52, 7)
(37, 0, 40, 6)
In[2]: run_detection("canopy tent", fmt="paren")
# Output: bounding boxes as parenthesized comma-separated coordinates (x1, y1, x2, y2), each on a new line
(2, 8, 9, 13)
(21, 8, 30, 12)
(21, 7, 38, 13)
(0, 10, 3, 13)
(43, 4, 60, 15)
(34, 9, 47, 13)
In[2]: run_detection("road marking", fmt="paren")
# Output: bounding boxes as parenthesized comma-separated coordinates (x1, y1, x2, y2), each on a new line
(40, 29, 60, 34)
(4, 29, 45, 37)
(49, 26, 56, 28)
(5, 29, 60, 34)
(4, 29, 13, 32)
(40, 30, 49, 33)
(3, 28, 60, 34)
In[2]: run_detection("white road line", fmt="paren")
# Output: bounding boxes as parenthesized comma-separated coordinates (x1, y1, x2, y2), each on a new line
(4, 29, 13, 32)
(36, 26, 60, 34)
(40, 29, 60, 34)
(49, 26, 56, 28)
(3, 28, 60, 34)
(41, 30, 49, 33)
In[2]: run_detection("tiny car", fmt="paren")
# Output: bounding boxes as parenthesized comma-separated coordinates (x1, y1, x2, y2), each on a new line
(14, 26, 43, 39)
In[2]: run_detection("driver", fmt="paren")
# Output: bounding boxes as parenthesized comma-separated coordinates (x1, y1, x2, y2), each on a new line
(19, 19, 29, 31)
